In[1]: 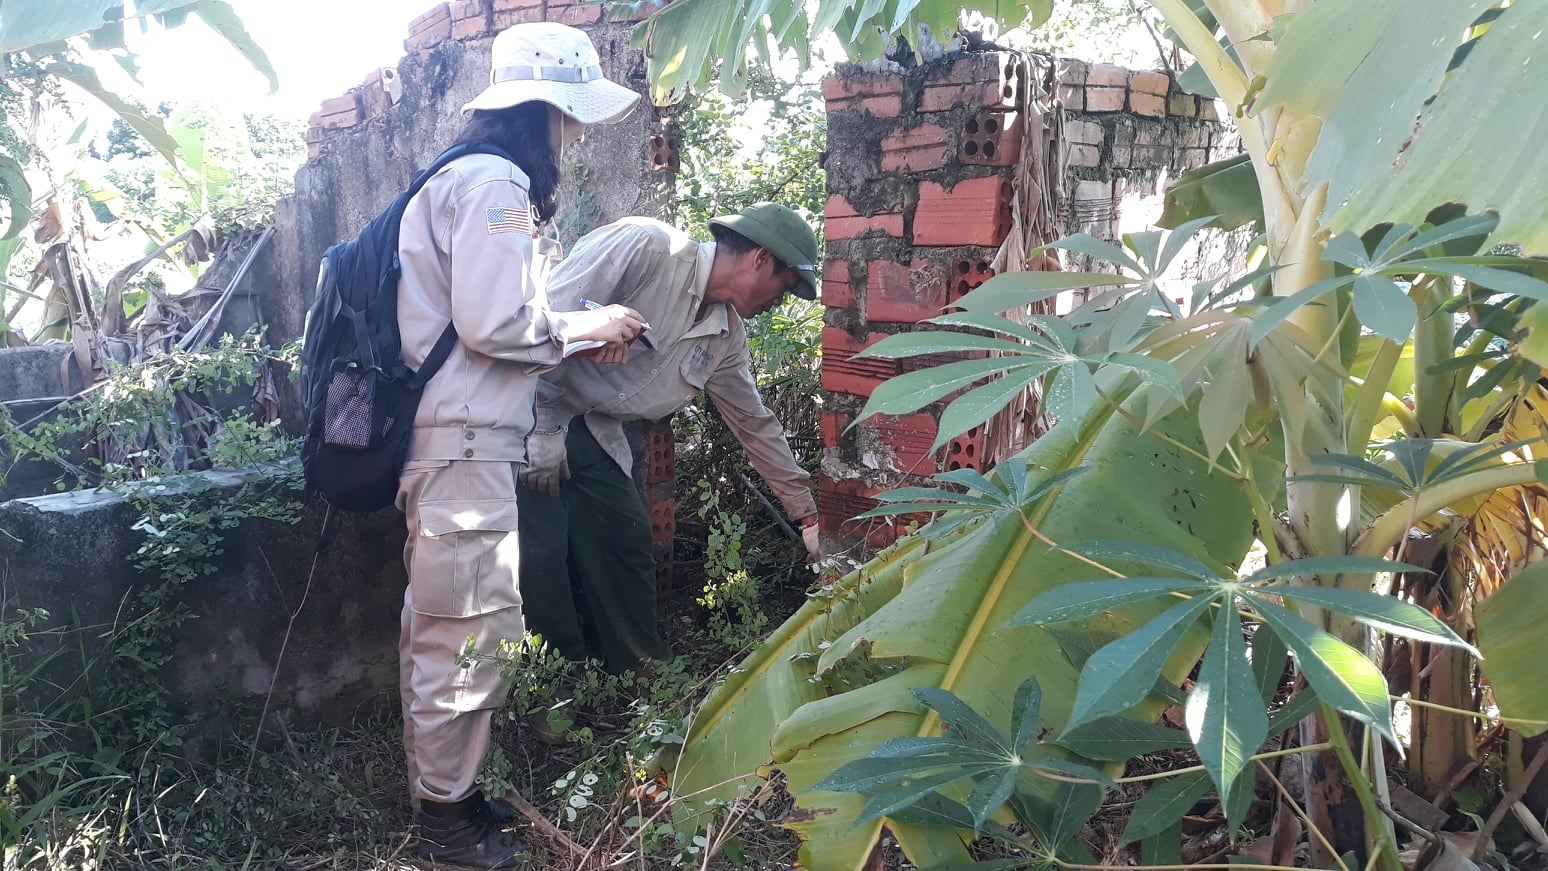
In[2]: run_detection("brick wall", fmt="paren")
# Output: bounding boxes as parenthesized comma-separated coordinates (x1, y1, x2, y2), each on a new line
(817, 52, 1236, 558)
(1056, 60, 1244, 306)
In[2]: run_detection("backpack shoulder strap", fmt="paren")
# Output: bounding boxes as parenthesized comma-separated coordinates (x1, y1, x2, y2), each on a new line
(402, 141, 518, 388)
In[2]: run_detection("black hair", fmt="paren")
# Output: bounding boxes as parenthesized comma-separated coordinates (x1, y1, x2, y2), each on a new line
(709, 224, 763, 258)
(454, 102, 561, 223)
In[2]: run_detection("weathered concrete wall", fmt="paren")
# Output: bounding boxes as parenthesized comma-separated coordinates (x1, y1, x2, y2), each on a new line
(250, 5, 669, 367)
(0, 345, 86, 502)
(1, 472, 407, 752)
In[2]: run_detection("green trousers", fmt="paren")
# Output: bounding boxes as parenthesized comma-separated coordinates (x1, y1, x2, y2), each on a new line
(516, 418, 671, 671)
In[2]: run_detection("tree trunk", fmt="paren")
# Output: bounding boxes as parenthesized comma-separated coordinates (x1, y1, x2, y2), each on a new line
(1301, 711, 1369, 868)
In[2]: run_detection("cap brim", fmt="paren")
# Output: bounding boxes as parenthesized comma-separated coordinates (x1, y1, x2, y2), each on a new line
(462, 78, 641, 125)
(789, 271, 817, 300)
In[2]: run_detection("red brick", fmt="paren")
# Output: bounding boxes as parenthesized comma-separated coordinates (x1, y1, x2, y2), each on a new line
(960, 111, 1022, 166)
(817, 475, 910, 547)
(491, 0, 540, 10)
(913, 177, 1012, 246)
(1130, 91, 1166, 118)
(944, 256, 995, 305)
(821, 327, 986, 397)
(1068, 143, 1101, 168)
(1058, 83, 1084, 111)
(493, 7, 543, 26)
(320, 108, 362, 129)
(822, 260, 857, 310)
(452, 13, 488, 39)
(647, 497, 677, 544)
(823, 73, 903, 117)
(920, 81, 1015, 113)
(821, 328, 903, 398)
(548, 2, 603, 24)
(863, 413, 940, 475)
(1201, 99, 1224, 122)
(1066, 119, 1104, 146)
(1169, 94, 1199, 117)
(1087, 63, 1128, 87)
(1086, 86, 1125, 112)
(648, 131, 680, 172)
(940, 426, 987, 473)
(825, 195, 903, 241)
(1130, 70, 1170, 96)
(307, 141, 323, 161)
(411, 3, 452, 31)
(866, 259, 946, 323)
(305, 124, 324, 144)
(1056, 59, 1088, 87)
(880, 123, 948, 173)
(820, 409, 851, 448)
(319, 94, 361, 116)
(645, 424, 675, 484)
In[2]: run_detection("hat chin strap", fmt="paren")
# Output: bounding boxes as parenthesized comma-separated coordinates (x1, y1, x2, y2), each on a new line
(493, 64, 603, 84)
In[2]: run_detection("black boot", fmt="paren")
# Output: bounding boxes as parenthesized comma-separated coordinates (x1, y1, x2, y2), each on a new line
(484, 793, 519, 826)
(416, 793, 529, 869)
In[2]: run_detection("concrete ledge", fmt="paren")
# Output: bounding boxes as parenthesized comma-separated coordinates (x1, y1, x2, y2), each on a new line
(1, 469, 408, 754)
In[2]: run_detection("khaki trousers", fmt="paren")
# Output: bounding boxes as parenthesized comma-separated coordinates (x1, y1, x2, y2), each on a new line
(396, 458, 525, 803)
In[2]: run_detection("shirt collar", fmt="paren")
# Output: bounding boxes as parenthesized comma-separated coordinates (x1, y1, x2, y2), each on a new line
(685, 241, 730, 339)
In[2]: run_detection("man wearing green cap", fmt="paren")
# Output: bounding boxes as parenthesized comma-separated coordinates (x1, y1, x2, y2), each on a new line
(516, 203, 821, 672)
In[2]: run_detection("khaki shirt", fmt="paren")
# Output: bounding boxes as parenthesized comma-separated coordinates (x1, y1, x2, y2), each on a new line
(397, 153, 574, 462)
(536, 218, 817, 521)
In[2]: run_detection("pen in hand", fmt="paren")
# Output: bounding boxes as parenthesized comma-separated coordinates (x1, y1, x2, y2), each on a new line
(582, 298, 655, 350)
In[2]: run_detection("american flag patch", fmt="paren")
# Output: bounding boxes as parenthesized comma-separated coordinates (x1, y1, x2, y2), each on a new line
(486, 206, 532, 235)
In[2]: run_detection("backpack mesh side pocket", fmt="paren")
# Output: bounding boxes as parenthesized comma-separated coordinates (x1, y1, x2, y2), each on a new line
(322, 366, 377, 448)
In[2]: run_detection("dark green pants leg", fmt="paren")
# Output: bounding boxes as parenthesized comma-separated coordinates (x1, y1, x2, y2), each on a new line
(518, 420, 670, 671)
(517, 459, 590, 661)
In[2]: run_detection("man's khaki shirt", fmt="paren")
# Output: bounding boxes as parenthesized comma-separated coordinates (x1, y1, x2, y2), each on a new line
(536, 218, 817, 521)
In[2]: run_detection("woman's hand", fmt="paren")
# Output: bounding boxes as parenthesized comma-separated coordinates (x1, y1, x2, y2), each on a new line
(566, 304, 646, 352)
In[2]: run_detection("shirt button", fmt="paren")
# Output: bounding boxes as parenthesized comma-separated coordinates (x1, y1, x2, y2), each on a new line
(650, 368, 658, 375)
(618, 393, 626, 399)
(464, 430, 475, 440)
(463, 448, 474, 458)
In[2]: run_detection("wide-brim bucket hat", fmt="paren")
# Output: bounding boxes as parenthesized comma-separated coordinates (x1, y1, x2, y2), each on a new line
(462, 21, 640, 125)
(709, 202, 820, 300)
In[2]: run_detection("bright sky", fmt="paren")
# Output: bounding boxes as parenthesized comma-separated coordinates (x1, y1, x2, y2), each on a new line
(126, 0, 440, 121)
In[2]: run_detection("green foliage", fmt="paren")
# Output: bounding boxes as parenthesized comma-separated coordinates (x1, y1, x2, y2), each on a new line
(672, 73, 826, 238)
(693, 478, 769, 649)
(3, 329, 297, 489)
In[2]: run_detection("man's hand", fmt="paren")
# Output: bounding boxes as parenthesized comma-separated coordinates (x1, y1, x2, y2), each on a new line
(801, 517, 820, 563)
(520, 428, 570, 496)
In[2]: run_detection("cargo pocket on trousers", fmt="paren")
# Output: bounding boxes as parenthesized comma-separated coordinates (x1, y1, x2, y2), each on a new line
(410, 499, 522, 618)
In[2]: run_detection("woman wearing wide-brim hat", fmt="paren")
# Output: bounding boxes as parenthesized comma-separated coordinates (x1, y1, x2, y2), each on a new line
(393, 20, 644, 869)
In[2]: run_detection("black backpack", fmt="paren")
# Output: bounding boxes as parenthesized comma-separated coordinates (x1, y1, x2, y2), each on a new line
(299, 141, 516, 513)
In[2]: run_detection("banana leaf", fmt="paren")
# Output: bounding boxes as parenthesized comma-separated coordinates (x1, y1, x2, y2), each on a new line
(674, 378, 1256, 869)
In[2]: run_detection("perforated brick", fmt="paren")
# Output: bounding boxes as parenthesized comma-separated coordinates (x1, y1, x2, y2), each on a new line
(645, 425, 675, 485)
(947, 257, 995, 305)
(648, 131, 680, 172)
(959, 110, 1022, 166)
(941, 426, 987, 473)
